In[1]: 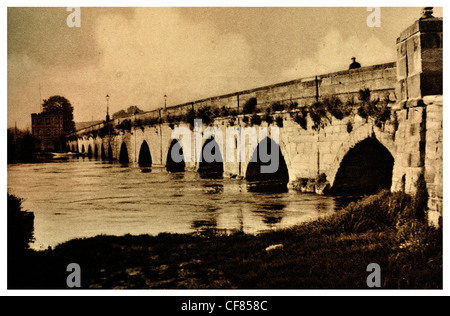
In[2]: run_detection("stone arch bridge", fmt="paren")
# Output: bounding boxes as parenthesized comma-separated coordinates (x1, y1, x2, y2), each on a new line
(66, 13, 442, 225)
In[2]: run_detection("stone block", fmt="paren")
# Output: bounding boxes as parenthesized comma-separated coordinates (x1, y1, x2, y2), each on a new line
(422, 48, 443, 72)
(421, 72, 443, 96)
(396, 78, 407, 101)
(396, 57, 407, 79)
(406, 73, 422, 99)
(423, 95, 443, 106)
(426, 120, 442, 131)
(409, 152, 423, 168)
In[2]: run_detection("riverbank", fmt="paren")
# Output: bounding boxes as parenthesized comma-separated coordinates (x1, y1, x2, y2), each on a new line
(8, 190, 442, 289)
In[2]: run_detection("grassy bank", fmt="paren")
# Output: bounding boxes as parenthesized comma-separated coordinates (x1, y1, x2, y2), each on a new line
(8, 190, 442, 289)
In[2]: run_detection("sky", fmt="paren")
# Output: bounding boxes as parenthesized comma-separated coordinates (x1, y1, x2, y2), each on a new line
(7, 6, 443, 130)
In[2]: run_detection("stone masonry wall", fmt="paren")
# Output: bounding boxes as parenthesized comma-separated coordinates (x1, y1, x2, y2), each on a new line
(424, 95, 443, 225)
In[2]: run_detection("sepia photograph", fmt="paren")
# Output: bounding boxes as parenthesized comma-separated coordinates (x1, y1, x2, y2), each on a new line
(5, 2, 444, 297)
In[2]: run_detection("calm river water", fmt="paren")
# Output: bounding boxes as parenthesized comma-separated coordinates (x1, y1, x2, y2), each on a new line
(7, 158, 349, 250)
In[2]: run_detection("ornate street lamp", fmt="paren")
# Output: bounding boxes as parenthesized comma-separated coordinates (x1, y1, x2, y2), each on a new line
(106, 94, 110, 122)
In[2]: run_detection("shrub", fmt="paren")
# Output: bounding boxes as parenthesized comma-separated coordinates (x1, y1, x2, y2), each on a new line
(165, 114, 176, 124)
(357, 88, 375, 120)
(358, 88, 371, 103)
(220, 106, 230, 117)
(373, 103, 392, 128)
(7, 131, 41, 163)
(323, 96, 353, 120)
(316, 173, 327, 184)
(358, 98, 382, 121)
(183, 108, 197, 130)
(346, 120, 353, 133)
(213, 107, 221, 117)
(117, 119, 132, 131)
(8, 193, 34, 252)
(243, 97, 257, 114)
(356, 88, 393, 127)
(323, 96, 343, 120)
(262, 112, 273, 125)
(318, 189, 434, 236)
(142, 116, 162, 127)
(357, 93, 392, 127)
(250, 113, 262, 126)
(230, 109, 238, 117)
(288, 101, 298, 110)
(271, 102, 285, 112)
(308, 101, 328, 131)
(98, 123, 116, 137)
(275, 116, 283, 127)
(197, 105, 214, 126)
(292, 107, 308, 130)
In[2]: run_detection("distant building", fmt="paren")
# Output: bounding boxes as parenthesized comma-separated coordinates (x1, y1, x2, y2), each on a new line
(31, 112, 64, 151)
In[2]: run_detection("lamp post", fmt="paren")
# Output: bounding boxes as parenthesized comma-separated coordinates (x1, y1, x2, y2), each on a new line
(164, 94, 167, 111)
(106, 94, 110, 122)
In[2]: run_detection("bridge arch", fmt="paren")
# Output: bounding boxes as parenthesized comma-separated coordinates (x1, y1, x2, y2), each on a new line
(138, 140, 152, 167)
(327, 124, 395, 188)
(119, 142, 129, 164)
(246, 136, 289, 190)
(87, 144, 93, 158)
(329, 137, 394, 195)
(108, 143, 113, 160)
(101, 144, 106, 160)
(198, 136, 223, 178)
(166, 139, 185, 172)
(94, 144, 98, 158)
(81, 144, 85, 154)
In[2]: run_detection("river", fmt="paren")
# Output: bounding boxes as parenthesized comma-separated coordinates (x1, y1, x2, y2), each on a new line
(7, 157, 350, 250)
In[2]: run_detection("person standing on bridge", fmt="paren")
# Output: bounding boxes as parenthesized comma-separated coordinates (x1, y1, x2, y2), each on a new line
(349, 57, 361, 69)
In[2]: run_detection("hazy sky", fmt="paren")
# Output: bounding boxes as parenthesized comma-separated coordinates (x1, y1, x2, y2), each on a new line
(7, 6, 443, 129)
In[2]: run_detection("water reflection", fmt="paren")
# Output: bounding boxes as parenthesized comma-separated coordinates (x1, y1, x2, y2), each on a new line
(8, 158, 344, 250)
(191, 203, 220, 235)
(192, 219, 217, 230)
(202, 183, 224, 194)
(168, 172, 185, 181)
(199, 172, 223, 179)
(247, 181, 289, 193)
(315, 202, 329, 213)
(254, 203, 286, 226)
(140, 167, 152, 173)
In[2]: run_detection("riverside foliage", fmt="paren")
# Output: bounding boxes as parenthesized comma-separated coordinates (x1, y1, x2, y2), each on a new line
(7, 188, 441, 289)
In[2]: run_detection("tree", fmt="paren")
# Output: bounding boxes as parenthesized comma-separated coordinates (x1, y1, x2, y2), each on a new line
(41, 96, 75, 134)
(7, 128, 40, 163)
(7, 193, 34, 252)
(113, 105, 144, 119)
(243, 97, 257, 114)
